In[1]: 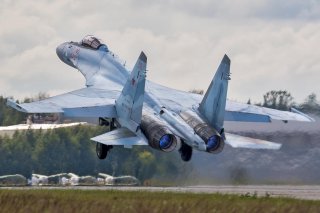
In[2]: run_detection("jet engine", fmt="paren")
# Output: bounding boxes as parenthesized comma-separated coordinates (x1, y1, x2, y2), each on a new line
(140, 114, 178, 152)
(180, 111, 224, 154)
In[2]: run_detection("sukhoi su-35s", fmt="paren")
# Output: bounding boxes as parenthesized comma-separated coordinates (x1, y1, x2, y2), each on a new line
(7, 35, 314, 161)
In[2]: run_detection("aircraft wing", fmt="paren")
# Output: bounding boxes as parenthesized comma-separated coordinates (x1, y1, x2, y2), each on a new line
(146, 82, 314, 122)
(7, 87, 119, 117)
(224, 100, 314, 122)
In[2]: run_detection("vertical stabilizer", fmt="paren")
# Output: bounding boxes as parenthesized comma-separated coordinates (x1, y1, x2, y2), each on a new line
(116, 52, 147, 131)
(199, 54, 231, 131)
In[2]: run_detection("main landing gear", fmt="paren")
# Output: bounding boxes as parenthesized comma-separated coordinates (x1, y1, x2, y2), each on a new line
(96, 143, 113, 159)
(96, 117, 116, 160)
(179, 140, 192, 162)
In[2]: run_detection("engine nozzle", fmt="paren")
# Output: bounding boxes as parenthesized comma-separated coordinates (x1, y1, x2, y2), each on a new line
(180, 111, 224, 154)
(141, 114, 178, 152)
(207, 135, 222, 153)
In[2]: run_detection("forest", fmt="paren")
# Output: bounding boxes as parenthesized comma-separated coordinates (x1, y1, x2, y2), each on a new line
(0, 91, 319, 183)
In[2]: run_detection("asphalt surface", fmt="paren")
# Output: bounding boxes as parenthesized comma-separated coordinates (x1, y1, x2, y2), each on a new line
(2, 185, 320, 200)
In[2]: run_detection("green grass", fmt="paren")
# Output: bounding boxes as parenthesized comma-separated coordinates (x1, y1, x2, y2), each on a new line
(0, 189, 320, 213)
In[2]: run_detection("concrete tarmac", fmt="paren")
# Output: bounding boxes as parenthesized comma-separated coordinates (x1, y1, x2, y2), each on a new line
(2, 185, 320, 200)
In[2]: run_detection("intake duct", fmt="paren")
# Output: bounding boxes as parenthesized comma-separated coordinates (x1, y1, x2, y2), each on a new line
(140, 114, 177, 152)
(180, 111, 224, 154)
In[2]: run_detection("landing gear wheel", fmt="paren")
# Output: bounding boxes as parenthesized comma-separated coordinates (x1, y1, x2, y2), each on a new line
(179, 141, 192, 162)
(96, 143, 112, 159)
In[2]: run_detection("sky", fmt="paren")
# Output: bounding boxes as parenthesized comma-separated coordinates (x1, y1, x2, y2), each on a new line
(1, 0, 319, 104)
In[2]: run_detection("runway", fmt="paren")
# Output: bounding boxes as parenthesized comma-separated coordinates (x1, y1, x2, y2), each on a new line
(2, 185, 320, 200)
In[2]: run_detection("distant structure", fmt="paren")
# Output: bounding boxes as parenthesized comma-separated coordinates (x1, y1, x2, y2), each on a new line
(26, 114, 60, 125)
(0, 122, 87, 138)
(99, 173, 139, 186)
(0, 109, 86, 138)
(67, 173, 98, 186)
(31, 173, 68, 186)
(0, 173, 139, 186)
(0, 174, 27, 186)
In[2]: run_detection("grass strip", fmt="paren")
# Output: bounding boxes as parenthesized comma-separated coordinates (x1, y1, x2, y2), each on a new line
(0, 189, 320, 213)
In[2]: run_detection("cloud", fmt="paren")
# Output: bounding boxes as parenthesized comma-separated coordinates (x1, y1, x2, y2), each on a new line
(130, 0, 320, 20)
(0, 0, 319, 103)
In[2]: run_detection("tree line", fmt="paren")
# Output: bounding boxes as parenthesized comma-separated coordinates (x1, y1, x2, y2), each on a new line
(0, 125, 187, 183)
(256, 90, 320, 115)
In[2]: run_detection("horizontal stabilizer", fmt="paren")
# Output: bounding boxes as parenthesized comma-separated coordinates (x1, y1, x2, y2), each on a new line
(91, 128, 148, 148)
(225, 133, 281, 150)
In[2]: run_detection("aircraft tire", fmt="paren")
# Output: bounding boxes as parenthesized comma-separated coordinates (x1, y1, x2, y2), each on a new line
(96, 143, 108, 159)
(179, 141, 192, 162)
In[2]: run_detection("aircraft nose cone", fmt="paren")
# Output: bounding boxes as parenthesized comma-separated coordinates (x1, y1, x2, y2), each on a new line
(56, 42, 67, 61)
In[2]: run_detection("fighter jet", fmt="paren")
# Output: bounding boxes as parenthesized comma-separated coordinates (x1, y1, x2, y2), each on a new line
(7, 35, 314, 161)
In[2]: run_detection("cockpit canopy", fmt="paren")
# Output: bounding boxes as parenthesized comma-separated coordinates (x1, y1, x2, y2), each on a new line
(80, 35, 108, 51)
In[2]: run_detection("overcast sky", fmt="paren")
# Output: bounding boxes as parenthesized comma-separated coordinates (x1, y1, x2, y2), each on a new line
(1, 0, 319, 103)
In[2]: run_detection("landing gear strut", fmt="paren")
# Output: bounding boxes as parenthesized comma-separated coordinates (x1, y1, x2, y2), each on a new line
(97, 117, 115, 159)
(96, 143, 113, 159)
(99, 117, 110, 126)
(179, 140, 192, 162)
(99, 117, 116, 130)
